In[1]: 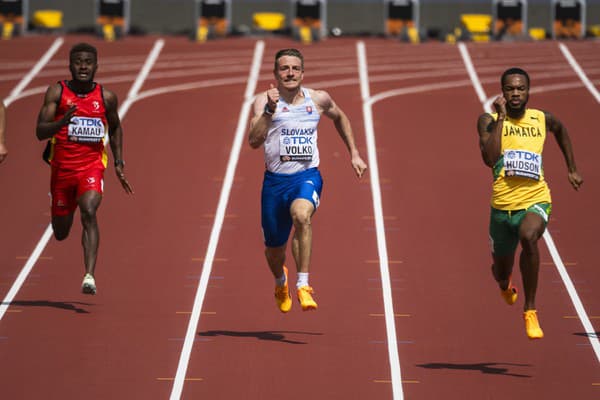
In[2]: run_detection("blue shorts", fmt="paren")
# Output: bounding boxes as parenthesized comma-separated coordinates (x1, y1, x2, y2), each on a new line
(261, 168, 323, 247)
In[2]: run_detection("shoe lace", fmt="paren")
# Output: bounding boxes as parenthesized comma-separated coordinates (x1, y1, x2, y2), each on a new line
(298, 286, 314, 297)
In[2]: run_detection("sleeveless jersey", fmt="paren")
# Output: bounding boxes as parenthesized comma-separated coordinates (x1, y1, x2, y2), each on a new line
(491, 108, 551, 210)
(47, 80, 109, 171)
(264, 87, 321, 174)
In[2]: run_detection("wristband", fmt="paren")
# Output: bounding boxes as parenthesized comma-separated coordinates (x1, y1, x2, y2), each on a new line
(263, 104, 274, 116)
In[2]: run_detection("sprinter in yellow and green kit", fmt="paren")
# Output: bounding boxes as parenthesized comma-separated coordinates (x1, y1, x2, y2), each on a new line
(477, 67, 583, 340)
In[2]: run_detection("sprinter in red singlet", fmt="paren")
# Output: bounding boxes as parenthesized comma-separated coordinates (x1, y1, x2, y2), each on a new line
(36, 43, 133, 295)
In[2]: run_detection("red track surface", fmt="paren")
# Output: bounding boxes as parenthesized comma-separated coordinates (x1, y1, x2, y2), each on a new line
(0, 35, 598, 399)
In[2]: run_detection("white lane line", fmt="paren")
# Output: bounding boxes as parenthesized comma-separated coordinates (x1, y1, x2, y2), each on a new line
(458, 42, 488, 104)
(558, 42, 600, 104)
(0, 226, 54, 321)
(3, 37, 64, 107)
(169, 40, 265, 400)
(0, 38, 65, 322)
(120, 39, 165, 117)
(459, 44, 600, 363)
(356, 41, 404, 400)
(0, 39, 165, 323)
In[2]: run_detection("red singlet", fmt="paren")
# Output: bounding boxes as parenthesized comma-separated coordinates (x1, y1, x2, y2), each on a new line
(48, 81, 109, 216)
(48, 80, 109, 170)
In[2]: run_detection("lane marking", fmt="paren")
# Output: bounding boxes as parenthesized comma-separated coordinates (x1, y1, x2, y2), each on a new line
(16, 256, 52, 260)
(558, 43, 600, 104)
(169, 40, 265, 400)
(369, 313, 411, 317)
(365, 260, 403, 264)
(176, 311, 216, 315)
(3, 37, 64, 107)
(542, 261, 576, 266)
(357, 40, 404, 400)
(158, 378, 203, 382)
(0, 39, 165, 324)
(459, 43, 600, 363)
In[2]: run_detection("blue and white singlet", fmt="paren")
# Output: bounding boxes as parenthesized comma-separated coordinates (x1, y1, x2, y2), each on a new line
(264, 87, 321, 174)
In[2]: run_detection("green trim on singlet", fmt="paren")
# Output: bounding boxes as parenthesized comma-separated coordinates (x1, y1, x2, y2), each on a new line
(492, 155, 503, 181)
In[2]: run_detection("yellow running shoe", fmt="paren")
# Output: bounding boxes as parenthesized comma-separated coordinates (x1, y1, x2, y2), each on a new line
(524, 310, 544, 339)
(500, 284, 518, 305)
(297, 286, 318, 311)
(274, 266, 292, 313)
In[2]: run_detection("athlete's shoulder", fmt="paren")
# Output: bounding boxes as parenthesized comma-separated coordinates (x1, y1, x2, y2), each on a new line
(307, 88, 332, 108)
(44, 81, 63, 102)
(525, 108, 546, 122)
(101, 86, 118, 109)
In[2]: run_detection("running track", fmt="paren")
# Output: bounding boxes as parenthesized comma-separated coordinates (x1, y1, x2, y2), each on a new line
(0, 35, 598, 400)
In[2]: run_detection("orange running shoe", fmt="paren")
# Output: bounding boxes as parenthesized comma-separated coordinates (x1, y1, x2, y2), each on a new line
(500, 283, 518, 305)
(524, 310, 544, 339)
(297, 286, 318, 311)
(274, 266, 292, 313)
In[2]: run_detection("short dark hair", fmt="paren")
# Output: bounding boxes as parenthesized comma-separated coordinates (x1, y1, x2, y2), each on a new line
(274, 48, 304, 71)
(501, 67, 529, 87)
(70, 43, 97, 60)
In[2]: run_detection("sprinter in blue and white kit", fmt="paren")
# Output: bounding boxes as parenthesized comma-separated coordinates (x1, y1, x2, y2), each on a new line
(249, 49, 367, 313)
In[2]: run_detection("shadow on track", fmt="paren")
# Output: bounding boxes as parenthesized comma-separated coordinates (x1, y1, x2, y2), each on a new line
(573, 332, 600, 339)
(3, 300, 92, 314)
(416, 362, 532, 378)
(198, 330, 323, 345)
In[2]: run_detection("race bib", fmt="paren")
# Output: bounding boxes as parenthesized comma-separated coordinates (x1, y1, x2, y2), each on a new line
(279, 127, 315, 162)
(503, 149, 542, 180)
(68, 117, 105, 143)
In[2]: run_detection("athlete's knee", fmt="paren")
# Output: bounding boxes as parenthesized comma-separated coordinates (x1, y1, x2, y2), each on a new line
(53, 229, 69, 241)
(519, 230, 541, 251)
(291, 210, 311, 228)
(265, 246, 285, 262)
(79, 204, 98, 223)
(52, 215, 73, 241)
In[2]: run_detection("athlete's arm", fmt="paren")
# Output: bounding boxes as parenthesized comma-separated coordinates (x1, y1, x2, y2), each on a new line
(104, 88, 133, 194)
(248, 90, 275, 149)
(36, 84, 75, 141)
(544, 110, 583, 191)
(0, 100, 7, 163)
(313, 89, 367, 178)
(477, 96, 505, 167)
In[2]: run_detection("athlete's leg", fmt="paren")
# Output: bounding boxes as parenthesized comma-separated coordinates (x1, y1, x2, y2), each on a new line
(492, 253, 515, 291)
(518, 212, 546, 311)
(489, 208, 518, 291)
(52, 213, 75, 241)
(78, 190, 102, 276)
(265, 245, 286, 280)
(290, 198, 315, 274)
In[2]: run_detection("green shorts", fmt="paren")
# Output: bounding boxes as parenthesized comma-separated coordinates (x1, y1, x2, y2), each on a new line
(489, 203, 552, 257)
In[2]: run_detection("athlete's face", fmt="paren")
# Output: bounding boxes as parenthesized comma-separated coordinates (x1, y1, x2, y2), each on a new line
(502, 74, 529, 114)
(274, 55, 303, 91)
(69, 51, 98, 83)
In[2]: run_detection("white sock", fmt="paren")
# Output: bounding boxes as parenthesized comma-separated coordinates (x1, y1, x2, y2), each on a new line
(275, 271, 286, 287)
(296, 272, 309, 288)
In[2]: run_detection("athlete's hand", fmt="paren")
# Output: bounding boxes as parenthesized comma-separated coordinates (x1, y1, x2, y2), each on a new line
(568, 171, 583, 191)
(115, 165, 134, 194)
(492, 96, 507, 118)
(351, 154, 368, 178)
(0, 142, 7, 164)
(60, 105, 77, 126)
(266, 84, 279, 112)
